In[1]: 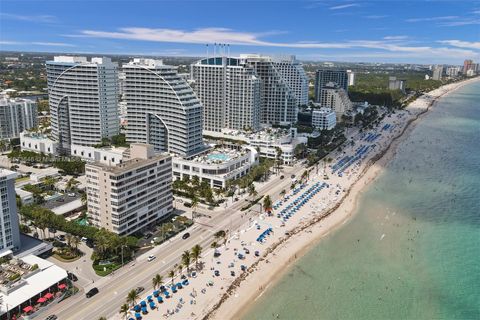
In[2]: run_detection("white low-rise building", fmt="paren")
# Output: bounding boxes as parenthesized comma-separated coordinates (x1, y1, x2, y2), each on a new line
(312, 108, 336, 130)
(70, 144, 127, 166)
(20, 132, 58, 155)
(0, 252, 69, 319)
(172, 146, 259, 189)
(204, 128, 307, 165)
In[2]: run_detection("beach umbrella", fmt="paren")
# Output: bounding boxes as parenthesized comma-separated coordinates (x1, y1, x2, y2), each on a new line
(23, 306, 33, 313)
(149, 301, 156, 309)
(147, 295, 152, 301)
(58, 283, 67, 290)
(134, 305, 141, 312)
(37, 297, 47, 303)
(157, 296, 163, 303)
(153, 290, 159, 297)
(44, 292, 54, 300)
(140, 301, 147, 307)
(135, 312, 142, 319)
(141, 306, 148, 314)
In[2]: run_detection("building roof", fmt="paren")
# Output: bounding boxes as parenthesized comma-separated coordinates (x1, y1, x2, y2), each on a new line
(0, 255, 68, 315)
(51, 199, 83, 215)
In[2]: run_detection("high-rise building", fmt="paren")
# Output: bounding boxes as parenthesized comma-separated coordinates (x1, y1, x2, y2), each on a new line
(123, 59, 204, 158)
(191, 57, 261, 132)
(273, 55, 309, 106)
(320, 82, 353, 120)
(432, 65, 444, 80)
(312, 108, 336, 130)
(314, 69, 348, 103)
(0, 97, 37, 139)
(463, 59, 475, 73)
(46, 56, 119, 154)
(85, 144, 172, 236)
(240, 54, 298, 126)
(347, 70, 355, 86)
(388, 76, 406, 93)
(445, 66, 460, 77)
(0, 169, 21, 252)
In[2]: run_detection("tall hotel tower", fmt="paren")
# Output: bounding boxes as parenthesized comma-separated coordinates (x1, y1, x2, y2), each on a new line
(0, 169, 21, 252)
(46, 56, 119, 154)
(191, 57, 261, 132)
(272, 55, 309, 107)
(123, 59, 204, 158)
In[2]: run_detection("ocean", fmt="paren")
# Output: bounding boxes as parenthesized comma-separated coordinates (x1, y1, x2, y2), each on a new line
(242, 80, 480, 320)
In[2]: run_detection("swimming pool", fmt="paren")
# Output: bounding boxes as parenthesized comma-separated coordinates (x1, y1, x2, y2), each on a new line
(207, 153, 230, 161)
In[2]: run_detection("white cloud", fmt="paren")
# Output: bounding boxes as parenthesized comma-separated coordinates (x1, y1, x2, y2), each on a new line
(364, 15, 388, 19)
(383, 36, 409, 40)
(437, 40, 480, 50)
(329, 3, 360, 10)
(0, 13, 56, 23)
(439, 19, 480, 27)
(0, 40, 75, 47)
(406, 16, 458, 22)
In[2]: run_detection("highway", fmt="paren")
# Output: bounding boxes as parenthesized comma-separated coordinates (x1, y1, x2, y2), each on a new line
(42, 164, 305, 320)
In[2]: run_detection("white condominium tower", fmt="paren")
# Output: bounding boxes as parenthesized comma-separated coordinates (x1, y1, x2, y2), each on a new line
(46, 56, 119, 154)
(191, 57, 261, 132)
(272, 55, 309, 107)
(85, 144, 172, 235)
(123, 59, 204, 158)
(0, 169, 21, 252)
(0, 97, 37, 139)
(240, 54, 298, 126)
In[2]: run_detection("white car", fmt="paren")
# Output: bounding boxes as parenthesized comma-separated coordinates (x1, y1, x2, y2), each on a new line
(147, 255, 156, 262)
(68, 193, 76, 197)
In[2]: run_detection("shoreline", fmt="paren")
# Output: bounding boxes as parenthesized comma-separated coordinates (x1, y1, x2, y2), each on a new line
(206, 77, 480, 320)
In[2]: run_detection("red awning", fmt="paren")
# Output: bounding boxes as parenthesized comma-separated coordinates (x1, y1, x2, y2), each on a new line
(23, 306, 33, 313)
(44, 292, 54, 299)
(37, 297, 47, 303)
(58, 283, 67, 290)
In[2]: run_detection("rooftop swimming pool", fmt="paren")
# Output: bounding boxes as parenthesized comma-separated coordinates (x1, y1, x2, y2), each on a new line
(207, 153, 231, 162)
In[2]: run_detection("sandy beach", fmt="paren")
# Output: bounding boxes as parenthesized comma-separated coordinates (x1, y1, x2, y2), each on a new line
(114, 77, 479, 320)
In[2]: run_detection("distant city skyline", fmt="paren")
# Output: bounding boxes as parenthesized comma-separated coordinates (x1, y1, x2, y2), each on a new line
(0, 0, 479, 64)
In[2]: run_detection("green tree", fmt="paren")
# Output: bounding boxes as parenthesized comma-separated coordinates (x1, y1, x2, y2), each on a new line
(152, 274, 163, 290)
(191, 244, 202, 270)
(262, 195, 272, 212)
(181, 250, 191, 273)
(126, 289, 139, 306)
(119, 303, 130, 320)
(168, 270, 175, 285)
(191, 196, 199, 221)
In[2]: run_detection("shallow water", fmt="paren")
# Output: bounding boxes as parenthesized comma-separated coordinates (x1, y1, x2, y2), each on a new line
(242, 81, 480, 320)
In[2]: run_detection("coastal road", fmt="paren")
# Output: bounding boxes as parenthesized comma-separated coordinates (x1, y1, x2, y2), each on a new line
(42, 165, 306, 320)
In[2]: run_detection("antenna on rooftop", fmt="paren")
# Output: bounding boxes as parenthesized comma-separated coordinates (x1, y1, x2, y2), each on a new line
(206, 44, 209, 58)
(213, 43, 216, 57)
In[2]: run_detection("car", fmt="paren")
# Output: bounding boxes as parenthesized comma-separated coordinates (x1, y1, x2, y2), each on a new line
(45, 315, 58, 320)
(135, 286, 144, 294)
(182, 232, 190, 240)
(254, 251, 260, 257)
(48, 228, 56, 233)
(86, 240, 95, 248)
(280, 175, 284, 179)
(67, 272, 78, 282)
(55, 235, 65, 241)
(230, 271, 236, 277)
(81, 237, 88, 242)
(144, 233, 153, 240)
(86, 287, 99, 298)
(56, 198, 64, 202)
(67, 192, 76, 197)
(147, 255, 156, 262)
(213, 251, 221, 258)
(291, 174, 296, 179)
(214, 270, 220, 277)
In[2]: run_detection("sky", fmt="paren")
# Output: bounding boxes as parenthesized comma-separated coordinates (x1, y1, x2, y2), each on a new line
(0, 0, 479, 64)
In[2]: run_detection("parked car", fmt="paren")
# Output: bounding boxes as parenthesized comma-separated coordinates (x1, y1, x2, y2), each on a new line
(67, 272, 78, 282)
(45, 315, 58, 320)
(182, 232, 190, 240)
(147, 255, 156, 262)
(144, 233, 153, 240)
(67, 192, 76, 197)
(291, 174, 296, 179)
(81, 237, 88, 242)
(280, 175, 284, 179)
(86, 239, 95, 248)
(86, 287, 99, 298)
(55, 235, 65, 241)
(135, 286, 144, 294)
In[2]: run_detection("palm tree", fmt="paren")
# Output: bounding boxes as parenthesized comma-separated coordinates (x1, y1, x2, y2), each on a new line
(152, 274, 163, 290)
(191, 196, 199, 221)
(275, 147, 283, 174)
(98, 317, 107, 320)
(119, 303, 130, 320)
(70, 235, 81, 256)
(181, 250, 191, 273)
(280, 189, 286, 198)
(191, 244, 202, 270)
(126, 289, 139, 306)
(263, 195, 272, 213)
(81, 192, 87, 206)
(214, 230, 226, 245)
(247, 184, 257, 200)
(168, 270, 175, 285)
(211, 241, 218, 249)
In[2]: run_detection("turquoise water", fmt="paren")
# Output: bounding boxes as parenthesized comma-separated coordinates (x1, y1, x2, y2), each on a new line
(208, 153, 230, 161)
(242, 81, 480, 320)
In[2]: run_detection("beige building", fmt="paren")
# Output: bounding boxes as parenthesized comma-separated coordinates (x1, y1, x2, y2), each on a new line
(85, 144, 172, 235)
(320, 82, 353, 120)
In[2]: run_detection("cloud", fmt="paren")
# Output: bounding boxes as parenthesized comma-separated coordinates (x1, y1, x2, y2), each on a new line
(70, 26, 480, 63)
(438, 19, 480, 27)
(364, 15, 388, 19)
(437, 40, 480, 50)
(406, 16, 458, 22)
(383, 36, 409, 40)
(329, 3, 360, 10)
(0, 40, 75, 47)
(472, 10, 480, 14)
(0, 13, 56, 23)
